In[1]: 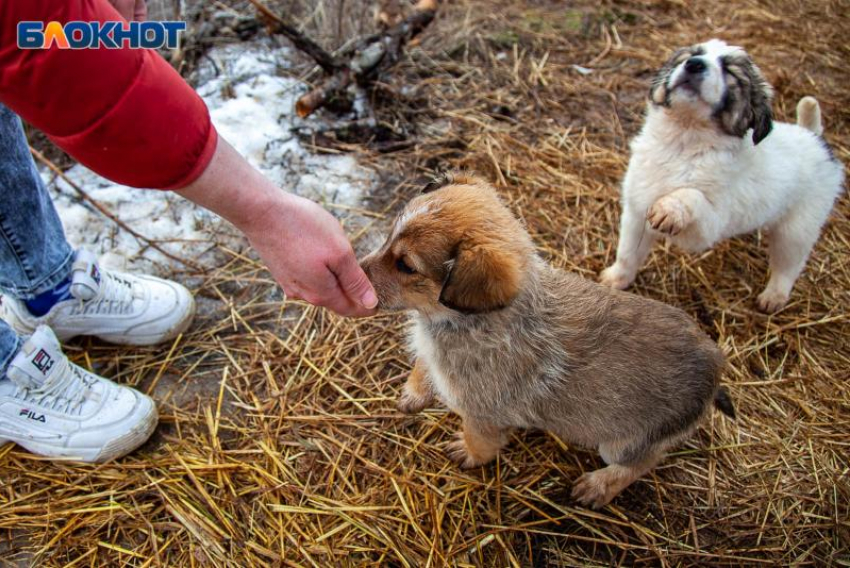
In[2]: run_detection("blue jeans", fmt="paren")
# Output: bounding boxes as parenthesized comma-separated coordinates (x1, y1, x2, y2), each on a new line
(0, 104, 75, 375)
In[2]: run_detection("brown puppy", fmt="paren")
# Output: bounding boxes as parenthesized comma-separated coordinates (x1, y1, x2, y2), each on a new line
(360, 174, 735, 509)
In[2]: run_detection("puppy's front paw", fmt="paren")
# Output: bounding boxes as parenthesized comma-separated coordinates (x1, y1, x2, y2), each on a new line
(397, 388, 433, 414)
(648, 196, 690, 236)
(447, 434, 494, 469)
(571, 470, 617, 510)
(757, 288, 789, 313)
(599, 265, 634, 290)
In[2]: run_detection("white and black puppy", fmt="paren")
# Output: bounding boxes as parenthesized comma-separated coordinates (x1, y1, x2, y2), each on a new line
(600, 39, 844, 312)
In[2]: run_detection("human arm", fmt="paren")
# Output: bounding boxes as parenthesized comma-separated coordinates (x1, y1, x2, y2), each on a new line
(0, 0, 376, 315)
(0, 0, 215, 188)
(176, 139, 377, 316)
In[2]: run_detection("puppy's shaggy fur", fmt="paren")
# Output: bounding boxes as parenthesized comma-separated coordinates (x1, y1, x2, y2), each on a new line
(360, 175, 734, 509)
(600, 39, 844, 312)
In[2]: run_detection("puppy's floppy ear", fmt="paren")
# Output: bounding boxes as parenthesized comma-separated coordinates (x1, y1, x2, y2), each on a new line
(717, 54, 774, 144)
(750, 88, 773, 145)
(439, 241, 522, 314)
(649, 47, 692, 106)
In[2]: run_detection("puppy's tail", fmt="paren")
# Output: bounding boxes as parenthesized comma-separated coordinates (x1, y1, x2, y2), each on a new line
(797, 96, 823, 136)
(713, 386, 736, 419)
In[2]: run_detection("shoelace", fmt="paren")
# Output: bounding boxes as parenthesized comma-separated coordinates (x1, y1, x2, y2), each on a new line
(15, 362, 95, 415)
(74, 271, 137, 316)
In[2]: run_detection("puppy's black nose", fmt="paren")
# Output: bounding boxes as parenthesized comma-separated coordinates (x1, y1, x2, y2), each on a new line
(684, 57, 707, 74)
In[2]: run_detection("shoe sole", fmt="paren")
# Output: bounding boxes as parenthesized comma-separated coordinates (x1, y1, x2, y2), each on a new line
(0, 405, 158, 463)
(94, 408, 159, 462)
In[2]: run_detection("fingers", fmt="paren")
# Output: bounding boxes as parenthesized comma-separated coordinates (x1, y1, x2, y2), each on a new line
(321, 287, 374, 317)
(283, 267, 374, 318)
(329, 247, 378, 311)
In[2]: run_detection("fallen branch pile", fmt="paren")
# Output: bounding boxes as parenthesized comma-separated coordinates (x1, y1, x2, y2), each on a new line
(248, 0, 438, 118)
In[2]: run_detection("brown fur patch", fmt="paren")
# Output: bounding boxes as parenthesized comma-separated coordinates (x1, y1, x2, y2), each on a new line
(439, 240, 523, 313)
(397, 360, 434, 414)
(447, 418, 509, 469)
(715, 53, 773, 144)
(360, 176, 533, 315)
(421, 171, 486, 194)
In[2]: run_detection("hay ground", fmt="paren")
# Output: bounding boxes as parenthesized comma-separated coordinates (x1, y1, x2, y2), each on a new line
(2, 0, 849, 566)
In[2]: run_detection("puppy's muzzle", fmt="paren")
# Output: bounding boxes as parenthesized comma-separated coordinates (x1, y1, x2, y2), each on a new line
(672, 57, 706, 93)
(684, 57, 706, 75)
(358, 255, 389, 310)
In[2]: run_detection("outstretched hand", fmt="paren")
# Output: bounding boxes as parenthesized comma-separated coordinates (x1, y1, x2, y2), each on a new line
(243, 192, 377, 316)
(177, 138, 377, 317)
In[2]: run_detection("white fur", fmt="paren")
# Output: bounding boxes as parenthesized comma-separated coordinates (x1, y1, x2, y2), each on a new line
(393, 203, 432, 240)
(667, 39, 743, 110)
(409, 317, 458, 410)
(602, 41, 844, 311)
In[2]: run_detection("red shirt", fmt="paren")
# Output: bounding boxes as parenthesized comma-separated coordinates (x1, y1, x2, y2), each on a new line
(0, 0, 217, 189)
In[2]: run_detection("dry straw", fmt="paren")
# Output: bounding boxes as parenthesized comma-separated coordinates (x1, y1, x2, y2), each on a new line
(2, 0, 848, 565)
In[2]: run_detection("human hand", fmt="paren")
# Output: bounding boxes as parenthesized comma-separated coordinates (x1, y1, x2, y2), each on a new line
(244, 192, 378, 317)
(109, 0, 148, 22)
(177, 138, 377, 317)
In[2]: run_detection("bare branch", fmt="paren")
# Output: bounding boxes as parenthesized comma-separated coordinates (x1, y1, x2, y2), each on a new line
(294, 1, 438, 118)
(30, 147, 203, 271)
(247, 0, 341, 73)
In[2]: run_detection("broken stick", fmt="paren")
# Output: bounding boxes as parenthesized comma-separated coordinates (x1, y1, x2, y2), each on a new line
(247, 0, 342, 74)
(30, 146, 202, 271)
(248, 0, 438, 118)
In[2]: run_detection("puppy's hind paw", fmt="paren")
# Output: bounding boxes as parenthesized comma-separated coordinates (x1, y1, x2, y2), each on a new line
(571, 468, 627, 510)
(757, 288, 789, 313)
(599, 265, 634, 290)
(447, 435, 492, 469)
(648, 196, 690, 236)
(572, 472, 611, 509)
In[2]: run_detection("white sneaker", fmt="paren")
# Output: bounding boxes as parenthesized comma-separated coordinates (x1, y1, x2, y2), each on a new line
(0, 326, 157, 462)
(1, 249, 195, 346)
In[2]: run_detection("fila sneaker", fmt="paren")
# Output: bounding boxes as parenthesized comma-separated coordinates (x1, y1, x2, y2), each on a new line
(0, 326, 157, 462)
(1, 249, 195, 346)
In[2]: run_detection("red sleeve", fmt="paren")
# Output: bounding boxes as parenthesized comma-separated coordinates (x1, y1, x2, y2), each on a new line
(0, 0, 217, 189)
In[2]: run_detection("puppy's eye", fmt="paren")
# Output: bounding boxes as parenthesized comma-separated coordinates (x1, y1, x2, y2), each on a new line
(395, 257, 416, 274)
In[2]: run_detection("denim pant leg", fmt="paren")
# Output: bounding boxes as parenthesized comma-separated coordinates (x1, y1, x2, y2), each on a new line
(0, 104, 74, 370)
(0, 103, 74, 300)
(0, 320, 21, 377)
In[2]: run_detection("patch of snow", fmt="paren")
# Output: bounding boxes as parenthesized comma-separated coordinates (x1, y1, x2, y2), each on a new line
(46, 39, 374, 273)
